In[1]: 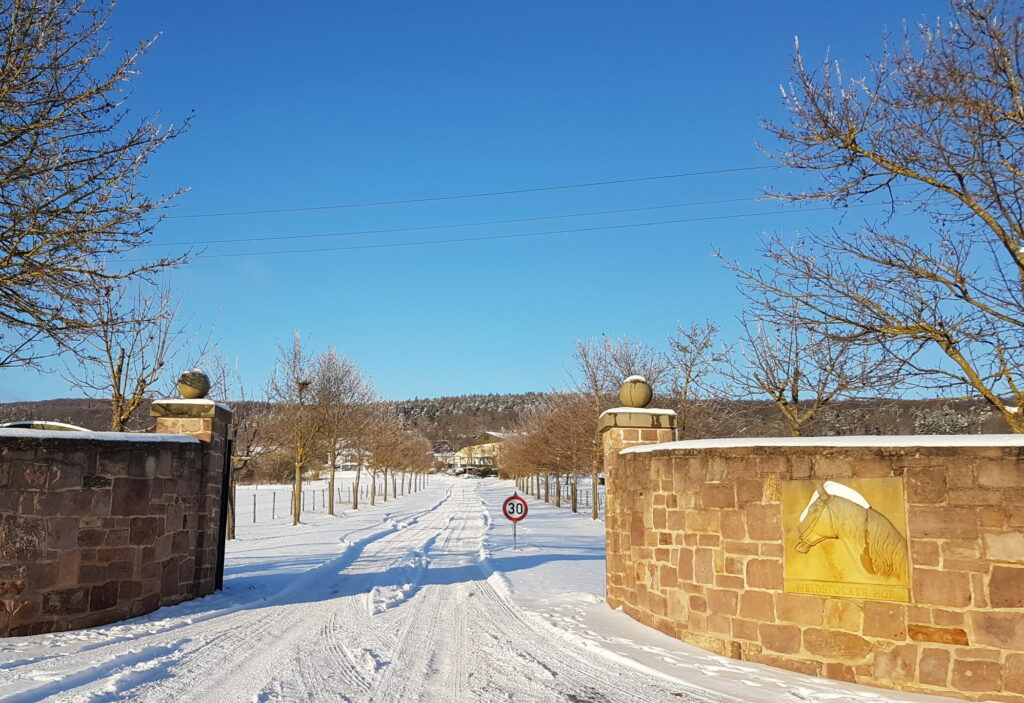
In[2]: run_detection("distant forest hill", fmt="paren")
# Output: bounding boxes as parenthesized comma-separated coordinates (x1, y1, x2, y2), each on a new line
(0, 393, 1014, 446)
(396, 392, 547, 447)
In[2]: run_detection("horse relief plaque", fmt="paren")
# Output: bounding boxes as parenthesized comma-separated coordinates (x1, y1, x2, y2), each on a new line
(783, 477, 910, 602)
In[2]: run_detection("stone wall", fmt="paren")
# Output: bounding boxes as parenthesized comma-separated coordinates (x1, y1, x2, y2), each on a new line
(605, 438, 1024, 701)
(0, 428, 227, 636)
(598, 407, 676, 474)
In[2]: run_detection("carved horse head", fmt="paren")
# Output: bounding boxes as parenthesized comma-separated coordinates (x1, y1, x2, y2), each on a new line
(795, 482, 833, 554)
(794, 480, 908, 579)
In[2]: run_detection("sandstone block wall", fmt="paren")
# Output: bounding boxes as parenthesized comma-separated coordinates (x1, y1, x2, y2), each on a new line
(603, 426, 676, 474)
(606, 441, 1024, 701)
(0, 431, 226, 636)
(599, 408, 676, 475)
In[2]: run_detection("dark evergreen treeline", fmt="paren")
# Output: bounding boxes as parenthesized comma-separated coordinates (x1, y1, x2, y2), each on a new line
(396, 392, 547, 448)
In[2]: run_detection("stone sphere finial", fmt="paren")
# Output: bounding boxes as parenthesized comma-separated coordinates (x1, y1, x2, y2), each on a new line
(619, 375, 653, 408)
(177, 368, 211, 399)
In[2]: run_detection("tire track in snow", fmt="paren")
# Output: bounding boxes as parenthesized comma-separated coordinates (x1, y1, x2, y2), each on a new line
(1, 641, 187, 703)
(366, 484, 688, 702)
(369, 506, 472, 702)
(135, 486, 460, 702)
(247, 487, 466, 702)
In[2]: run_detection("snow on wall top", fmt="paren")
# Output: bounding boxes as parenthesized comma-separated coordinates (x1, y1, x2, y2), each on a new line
(0, 428, 200, 443)
(154, 398, 233, 411)
(621, 434, 1024, 454)
(598, 406, 677, 418)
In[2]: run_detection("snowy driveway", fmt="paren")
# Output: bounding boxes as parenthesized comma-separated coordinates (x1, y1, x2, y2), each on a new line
(0, 477, 952, 703)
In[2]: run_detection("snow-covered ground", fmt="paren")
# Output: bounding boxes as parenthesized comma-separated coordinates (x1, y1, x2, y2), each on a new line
(0, 475, 957, 702)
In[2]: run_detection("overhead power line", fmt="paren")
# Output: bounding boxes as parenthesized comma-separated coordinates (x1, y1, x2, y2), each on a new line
(126, 202, 873, 262)
(146, 196, 761, 247)
(162, 165, 777, 220)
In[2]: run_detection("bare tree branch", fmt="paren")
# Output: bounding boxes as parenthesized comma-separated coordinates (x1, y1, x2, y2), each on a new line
(733, 1, 1024, 431)
(59, 281, 197, 430)
(0, 0, 192, 367)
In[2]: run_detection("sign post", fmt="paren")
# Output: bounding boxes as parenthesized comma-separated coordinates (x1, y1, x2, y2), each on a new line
(502, 493, 528, 550)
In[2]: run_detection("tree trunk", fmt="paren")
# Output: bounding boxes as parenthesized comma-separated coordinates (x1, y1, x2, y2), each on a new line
(571, 472, 578, 513)
(328, 447, 337, 516)
(383, 468, 389, 502)
(226, 469, 237, 539)
(353, 465, 362, 510)
(293, 460, 303, 526)
(391, 471, 397, 499)
(555, 473, 561, 507)
(370, 473, 376, 506)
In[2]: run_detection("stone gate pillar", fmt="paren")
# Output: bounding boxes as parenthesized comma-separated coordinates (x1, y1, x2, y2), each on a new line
(599, 376, 676, 617)
(598, 376, 676, 475)
(150, 370, 232, 596)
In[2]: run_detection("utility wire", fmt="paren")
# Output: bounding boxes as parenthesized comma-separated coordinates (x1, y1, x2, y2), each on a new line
(125, 202, 872, 262)
(146, 196, 761, 247)
(162, 165, 777, 220)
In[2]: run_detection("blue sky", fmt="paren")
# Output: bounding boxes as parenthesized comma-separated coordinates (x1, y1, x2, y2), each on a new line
(4, 1, 947, 402)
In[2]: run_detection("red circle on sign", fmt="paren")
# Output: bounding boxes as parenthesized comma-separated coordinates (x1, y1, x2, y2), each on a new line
(502, 495, 528, 522)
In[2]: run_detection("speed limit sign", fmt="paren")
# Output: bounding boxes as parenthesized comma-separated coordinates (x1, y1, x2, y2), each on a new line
(502, 494, 528, 522)
(503, 493, 528, 549)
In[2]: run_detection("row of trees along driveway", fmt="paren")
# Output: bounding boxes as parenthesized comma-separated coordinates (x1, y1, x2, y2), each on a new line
(262, 333, 433, 528)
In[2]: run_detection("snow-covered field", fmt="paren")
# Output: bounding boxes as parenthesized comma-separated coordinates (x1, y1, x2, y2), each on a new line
(0, 475, 956, 702)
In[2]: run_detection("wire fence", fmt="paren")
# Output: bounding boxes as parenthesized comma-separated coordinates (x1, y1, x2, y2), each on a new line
(234, 475, 429, 523)
(514, 476, 606, 515)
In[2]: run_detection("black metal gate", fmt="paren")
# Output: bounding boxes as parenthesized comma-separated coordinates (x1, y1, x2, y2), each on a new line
(215, 438, 232, 591)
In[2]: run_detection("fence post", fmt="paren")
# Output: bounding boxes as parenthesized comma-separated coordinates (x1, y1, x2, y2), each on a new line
(252, 493, 256, 523)
(272, 491, 276, 520)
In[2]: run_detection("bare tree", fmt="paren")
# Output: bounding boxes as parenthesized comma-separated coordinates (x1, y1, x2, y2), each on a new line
(505, 393, 593, 512)
(225, 404, 267, 540)
(603, 336, 667, 391)
(665, 322, 733, 439)
(315, 347, 376, 516)
(358, 406, 433, 506)
(731, 1, 1024, 431)
(349, 402, 395, 510)
(393, 428, 433, 495)
(572, 339, 613, 520)
(362, 403, 400, 506)
(60, 282, 197, 430)
(725, 309, 899, 436)
(571, 336, 664, 519)
(0, 0, 190, 368)
(267, 332, 323, 525)
(208, 354, 268, 541)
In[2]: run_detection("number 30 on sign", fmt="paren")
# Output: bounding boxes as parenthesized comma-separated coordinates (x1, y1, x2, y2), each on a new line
(502, 494, 528, 522)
